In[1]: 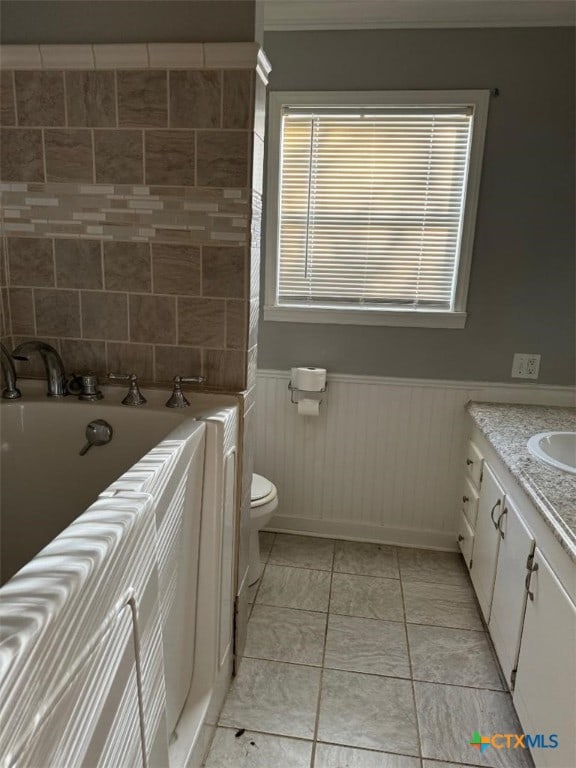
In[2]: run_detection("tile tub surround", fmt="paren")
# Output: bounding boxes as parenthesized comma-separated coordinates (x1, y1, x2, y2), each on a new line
(0, 46, 269, 394)
(467, 402, 576, 559)
(2, 236, 250, 387)
(209, 532, 531, 768)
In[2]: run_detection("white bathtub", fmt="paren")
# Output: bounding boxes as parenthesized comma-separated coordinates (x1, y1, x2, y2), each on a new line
(0, 381, 239, 768)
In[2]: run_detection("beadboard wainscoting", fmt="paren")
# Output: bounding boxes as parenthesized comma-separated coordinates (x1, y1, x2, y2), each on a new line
(255, 370, 574, 550)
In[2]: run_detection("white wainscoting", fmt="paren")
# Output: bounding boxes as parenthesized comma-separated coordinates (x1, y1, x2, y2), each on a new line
(255, 370, 574, 551)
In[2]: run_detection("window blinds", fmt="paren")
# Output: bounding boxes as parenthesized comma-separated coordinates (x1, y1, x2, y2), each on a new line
(277, 106, 474, 311)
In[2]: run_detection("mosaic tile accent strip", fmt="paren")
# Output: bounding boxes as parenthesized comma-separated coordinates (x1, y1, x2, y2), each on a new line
(0, 183, 249, 245)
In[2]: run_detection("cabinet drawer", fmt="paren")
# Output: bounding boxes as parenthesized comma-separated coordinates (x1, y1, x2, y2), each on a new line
(457, 511, 474, 570)
(465, 440, 484, 488)
(461, 478, 480, 529)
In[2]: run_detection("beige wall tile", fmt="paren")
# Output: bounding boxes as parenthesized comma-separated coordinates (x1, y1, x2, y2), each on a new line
(129, 294, 176, 344)
(204, 348, 246, 390)
(55, 239, 102, 289)
(246, 343, 257, 389)
(145, 130, 195, 186)
(248, 298, 259, 348)
(169, 70, 221, 128)
(60, 338, 106, 374)
(178, 297, 225, 347)
(66, 71, 116, 128)
(226, 299, 247, 350)
(45, 129, 94, 182)
(35, 288, 80, 337)
(0, 71, 15, 126)
(151, 242, 200, 295)
(15, 71, 65, 126)
(8, 287, 35, 335)
(81, 290, 128, 340)
(202, 245, 246, 298)
(8, 237, 54, 287)
(118, 71, 167, 128)
(0, 128, 44, 181)
(154, 344, 202, 383)
(107, 341, 154, 380)
(223, 70, 252, 129)
(104, 241, 151, 292)
(95, 129, 143, 184)
(197, 130, 249, 187)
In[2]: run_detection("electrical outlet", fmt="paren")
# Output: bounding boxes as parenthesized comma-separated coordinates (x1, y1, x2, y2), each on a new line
(512, 353, 541, 380)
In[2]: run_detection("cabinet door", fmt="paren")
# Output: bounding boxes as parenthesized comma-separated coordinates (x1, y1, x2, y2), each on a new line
(469, 462, 504, 621)
(488, 496, 535, 686)
(457, 511, 474, 571)
(513, 549, 576, 768)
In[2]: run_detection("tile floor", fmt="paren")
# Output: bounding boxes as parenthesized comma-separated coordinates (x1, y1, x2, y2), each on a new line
(204, 533, 534, 768)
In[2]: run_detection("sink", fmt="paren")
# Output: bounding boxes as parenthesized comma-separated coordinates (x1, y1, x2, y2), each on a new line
(527, 431, 576, 475)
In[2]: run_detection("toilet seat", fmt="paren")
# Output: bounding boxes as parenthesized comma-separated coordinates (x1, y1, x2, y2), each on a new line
(251, 473, 277, 508)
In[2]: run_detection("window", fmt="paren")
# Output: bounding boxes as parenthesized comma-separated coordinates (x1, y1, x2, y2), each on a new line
(265, 91, 489, 328)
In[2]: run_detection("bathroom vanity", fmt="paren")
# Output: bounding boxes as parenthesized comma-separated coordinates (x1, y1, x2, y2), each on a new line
(460, 403, 576, 768)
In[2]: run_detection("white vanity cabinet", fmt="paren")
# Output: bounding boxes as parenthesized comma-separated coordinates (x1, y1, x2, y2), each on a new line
(488, 495, 535, 686)
(513, 549, 576, 768)
(469, 462, 506, 621)
(462, 422, 576, 768)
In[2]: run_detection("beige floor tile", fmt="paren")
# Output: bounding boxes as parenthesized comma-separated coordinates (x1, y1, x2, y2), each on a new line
(219, 658, 321, 739)
(398, 547, 470, 586)
(205, 728, 312, 768)
(245, 605, 327, 666)
(403, 581, 483, 631)
(415, 681, 533, 767)
(259, 531, 275, 561)
(330, 573, 404, 621)
(324, 615, 410, 677)
(315, 743, 420, 768)
(318, 669, 419, 754)
(334, 541, 399, 579)
(256, 564, 331, 612)
(269, 534, 335, 570)
(408, 624, 505, 689)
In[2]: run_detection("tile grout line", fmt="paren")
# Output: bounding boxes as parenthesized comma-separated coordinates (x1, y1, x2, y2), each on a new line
(309, 541, 335, 768)
(400, 562, 424, 763)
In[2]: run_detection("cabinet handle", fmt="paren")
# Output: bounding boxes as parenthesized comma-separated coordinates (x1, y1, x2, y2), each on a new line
(496, 507, 508, 539)
(458, 534, 465, 542)
(466, 459, 474, 466)
(490, 499, 502, 528)
(462, 495, 469, 503)
(525, 562, 539, 601)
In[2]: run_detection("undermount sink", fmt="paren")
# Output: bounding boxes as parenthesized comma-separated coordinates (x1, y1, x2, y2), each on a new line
(527, 431, 576, 475)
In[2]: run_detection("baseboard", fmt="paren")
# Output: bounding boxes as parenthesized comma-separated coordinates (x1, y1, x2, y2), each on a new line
(265, 514, 458, 552)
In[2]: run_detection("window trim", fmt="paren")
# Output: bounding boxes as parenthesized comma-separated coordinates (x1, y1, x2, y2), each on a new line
(264, 89, 490, 328)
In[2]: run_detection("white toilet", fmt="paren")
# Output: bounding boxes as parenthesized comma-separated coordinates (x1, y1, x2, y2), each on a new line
(249, 473, 278, 585)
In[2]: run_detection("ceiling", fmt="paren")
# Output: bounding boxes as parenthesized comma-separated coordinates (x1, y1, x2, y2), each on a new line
(262, 0, 576, 30)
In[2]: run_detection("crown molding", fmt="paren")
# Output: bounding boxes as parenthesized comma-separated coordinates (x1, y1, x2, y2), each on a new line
(263, 0, 576, 31)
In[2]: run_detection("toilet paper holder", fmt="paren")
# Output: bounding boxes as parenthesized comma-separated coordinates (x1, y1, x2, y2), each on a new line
(287, 380, 327, 405)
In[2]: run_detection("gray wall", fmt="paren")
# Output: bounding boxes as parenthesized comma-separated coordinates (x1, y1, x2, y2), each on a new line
(0, 1, 255, 44)
(259, 28, 576, 385)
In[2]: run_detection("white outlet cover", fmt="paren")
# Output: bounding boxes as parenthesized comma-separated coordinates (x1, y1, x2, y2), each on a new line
(512, 353, 541, 380)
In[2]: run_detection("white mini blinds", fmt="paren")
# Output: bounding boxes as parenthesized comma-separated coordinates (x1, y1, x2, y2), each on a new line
(268, 93, 489, 325)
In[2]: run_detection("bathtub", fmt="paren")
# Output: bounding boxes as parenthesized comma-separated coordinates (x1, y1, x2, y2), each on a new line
(0, 381, 239, 768)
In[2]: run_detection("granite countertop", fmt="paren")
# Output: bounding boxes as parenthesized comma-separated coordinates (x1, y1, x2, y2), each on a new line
(467, 402, 576, 561)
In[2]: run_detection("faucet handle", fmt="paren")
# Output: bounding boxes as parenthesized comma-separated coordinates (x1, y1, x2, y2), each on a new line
(108, 372, 146, 406)
(165, 374, 206, 408)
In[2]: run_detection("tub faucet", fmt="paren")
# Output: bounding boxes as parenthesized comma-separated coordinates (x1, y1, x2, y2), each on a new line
(0, 342, 21, 399)
(12, 340, 67, 398)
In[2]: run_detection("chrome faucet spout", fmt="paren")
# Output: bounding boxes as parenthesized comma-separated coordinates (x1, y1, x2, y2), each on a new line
(0, 343, 21, 399)
(12, 341, 67, 398)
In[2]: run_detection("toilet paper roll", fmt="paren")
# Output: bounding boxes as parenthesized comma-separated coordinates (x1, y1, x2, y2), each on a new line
(297, 398, 320, 417)
(292, 367, 327, 392)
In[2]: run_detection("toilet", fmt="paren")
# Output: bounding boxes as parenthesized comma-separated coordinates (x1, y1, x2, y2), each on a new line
(249, 473, 278, 585)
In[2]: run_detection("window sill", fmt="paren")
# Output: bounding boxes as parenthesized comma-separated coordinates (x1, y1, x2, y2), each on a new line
(263, 305, 468, 329)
